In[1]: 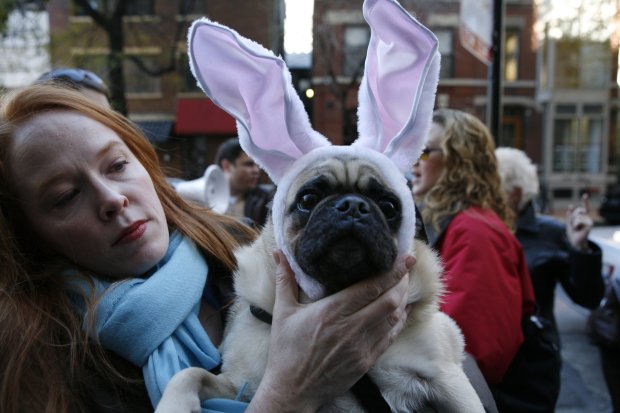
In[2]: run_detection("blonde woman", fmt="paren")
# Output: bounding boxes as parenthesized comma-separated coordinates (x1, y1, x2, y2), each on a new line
(412, 109, 537, 410)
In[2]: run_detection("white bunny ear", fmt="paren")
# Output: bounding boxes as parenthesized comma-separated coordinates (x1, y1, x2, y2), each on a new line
(188, 19, 330, 184)
(354, 0, 441, 173)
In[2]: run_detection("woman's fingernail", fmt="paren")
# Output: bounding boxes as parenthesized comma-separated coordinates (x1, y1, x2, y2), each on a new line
(273, 251, 281, 265)
(405, 255, 416, 269)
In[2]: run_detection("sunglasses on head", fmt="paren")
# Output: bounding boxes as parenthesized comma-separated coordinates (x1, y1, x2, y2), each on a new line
(418, 147, 442, 161)
(39, 68, 108, 97)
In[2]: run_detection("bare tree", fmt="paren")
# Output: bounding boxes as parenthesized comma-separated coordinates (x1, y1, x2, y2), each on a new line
(312, 0, 366, 144)
(536, 0, 617, 42)
(70, 0, 197, 113)
(311, 0, 443, 144)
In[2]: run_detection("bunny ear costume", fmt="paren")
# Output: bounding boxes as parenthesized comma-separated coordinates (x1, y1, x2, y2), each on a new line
(188, 0, 440, 299)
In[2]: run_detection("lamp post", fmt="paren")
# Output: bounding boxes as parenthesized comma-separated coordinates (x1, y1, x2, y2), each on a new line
(487, 0, 505, 145)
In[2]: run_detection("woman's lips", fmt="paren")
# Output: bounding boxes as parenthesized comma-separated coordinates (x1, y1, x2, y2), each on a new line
(113, 220, 147, 246)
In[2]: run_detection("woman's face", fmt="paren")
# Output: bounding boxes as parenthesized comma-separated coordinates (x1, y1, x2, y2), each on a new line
(411, 122, 445, 197)
(10, 111, 169, 278)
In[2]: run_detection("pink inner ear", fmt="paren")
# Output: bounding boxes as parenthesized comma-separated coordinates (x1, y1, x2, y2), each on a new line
(364, 3, 437, 153)
(191, 24, 303, 158)
(189, 21, 332, 183)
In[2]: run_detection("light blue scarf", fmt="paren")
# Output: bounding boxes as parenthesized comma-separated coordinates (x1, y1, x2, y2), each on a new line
(69, 233, 247, 412)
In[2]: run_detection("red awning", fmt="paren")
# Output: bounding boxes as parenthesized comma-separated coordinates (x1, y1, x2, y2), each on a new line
(174, 98, 236, 135)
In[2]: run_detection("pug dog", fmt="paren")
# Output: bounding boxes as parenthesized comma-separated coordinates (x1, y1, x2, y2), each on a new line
(156, 0, 486, 411)
(156, 163, 484, 413)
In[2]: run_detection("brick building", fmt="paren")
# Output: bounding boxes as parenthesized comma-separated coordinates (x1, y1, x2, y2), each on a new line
(46, 0, 284, 179)
(310, 0, 619, 212)
(43, 0, 619, 211)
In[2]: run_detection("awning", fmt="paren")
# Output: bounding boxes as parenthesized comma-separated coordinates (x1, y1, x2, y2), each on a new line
(174, 98, 236, 135)
(135, 121, 173, 143)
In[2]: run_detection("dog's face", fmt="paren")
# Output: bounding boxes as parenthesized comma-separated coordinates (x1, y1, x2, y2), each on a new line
(282, 156, 402, 295)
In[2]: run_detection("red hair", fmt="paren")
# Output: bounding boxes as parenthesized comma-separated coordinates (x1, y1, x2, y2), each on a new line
(0, 84, 256, 412)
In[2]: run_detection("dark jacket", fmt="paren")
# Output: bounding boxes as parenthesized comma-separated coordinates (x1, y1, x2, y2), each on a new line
(516, 202, 604, 344)
(243, 184, 276, 228)
(74, 349, 152, 413)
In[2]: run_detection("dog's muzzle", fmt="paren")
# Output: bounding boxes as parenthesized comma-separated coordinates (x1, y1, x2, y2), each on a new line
(295, 194, 397, 295)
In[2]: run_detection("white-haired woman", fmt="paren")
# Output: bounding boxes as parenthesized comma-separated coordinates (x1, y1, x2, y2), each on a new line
(496, 147, 603, 329)
(412, 109, 537, 411)
(495, 147, 604, 411)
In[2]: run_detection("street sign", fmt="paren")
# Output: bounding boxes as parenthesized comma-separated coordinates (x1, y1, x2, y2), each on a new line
(459, 0, 493, 65)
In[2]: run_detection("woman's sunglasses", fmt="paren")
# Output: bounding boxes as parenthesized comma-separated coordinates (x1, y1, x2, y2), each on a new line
(38, 68, 109, 97)
(419, 147, 442, 161)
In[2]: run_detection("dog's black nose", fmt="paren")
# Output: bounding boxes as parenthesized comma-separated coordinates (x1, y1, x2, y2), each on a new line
(334, 195, 370, 219)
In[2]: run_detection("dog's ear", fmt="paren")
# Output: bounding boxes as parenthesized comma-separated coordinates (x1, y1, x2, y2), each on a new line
(353, 0, 441, 174)
(188, 0, 439, 179)
(188, 20, 331, 184)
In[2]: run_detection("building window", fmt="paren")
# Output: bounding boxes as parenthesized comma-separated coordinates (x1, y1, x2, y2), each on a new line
(504, 29, 519, 81)
(72, 53, 162, 95)
(124, 55, 161, 94)
(579, 42, 610, 89)
(553, 104, 604, 173)
(125, 0, 155, 15)
(554, 39, 610, 89)
(435, 29, 453, 79)
(554, 40, 580, 88)
(553, 116, 578, 172)
(579, 105, 604, 173)
(343, 25, 369, 77)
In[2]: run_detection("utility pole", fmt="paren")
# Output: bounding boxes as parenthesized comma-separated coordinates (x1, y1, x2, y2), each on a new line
(487, 0, 505, 145)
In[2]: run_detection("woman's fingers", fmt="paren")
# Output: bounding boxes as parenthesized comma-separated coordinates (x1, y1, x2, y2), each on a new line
(565, 195, 594, 249)
(272, 250, 299, 311)
(581, 193, 591, 213)
(261, 252, 417, 411)
(366, 276, 411, 357)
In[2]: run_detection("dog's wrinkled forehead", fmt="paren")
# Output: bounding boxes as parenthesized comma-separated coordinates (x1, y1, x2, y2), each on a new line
(285, 156, 389, 205)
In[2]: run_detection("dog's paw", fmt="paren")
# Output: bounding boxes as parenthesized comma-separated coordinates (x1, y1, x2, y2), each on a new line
(155, 367, 238, 413)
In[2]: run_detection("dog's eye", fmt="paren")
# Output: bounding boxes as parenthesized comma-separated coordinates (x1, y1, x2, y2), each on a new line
(379, 200, 398, 219)
(298, 193, 320, 212)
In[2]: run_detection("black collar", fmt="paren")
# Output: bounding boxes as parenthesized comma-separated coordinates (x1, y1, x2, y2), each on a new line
(250, 304, 273, 325)
(516, 201, 540, 234)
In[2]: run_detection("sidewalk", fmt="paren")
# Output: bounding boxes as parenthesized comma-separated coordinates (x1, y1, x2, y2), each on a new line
(554, 287, 612, 412)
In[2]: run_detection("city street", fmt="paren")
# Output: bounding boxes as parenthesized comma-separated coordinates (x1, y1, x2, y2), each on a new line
(555, 287, 612, 412)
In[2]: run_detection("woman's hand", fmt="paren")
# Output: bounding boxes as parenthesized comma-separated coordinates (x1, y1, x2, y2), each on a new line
(248, 251, 415, 413)
(566, 193, 594, 251)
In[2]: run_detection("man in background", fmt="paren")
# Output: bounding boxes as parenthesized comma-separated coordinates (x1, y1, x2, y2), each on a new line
(215, 137, 275, 228)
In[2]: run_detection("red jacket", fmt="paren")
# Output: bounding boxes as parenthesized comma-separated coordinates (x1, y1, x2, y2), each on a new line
(437, 207, 536, 384)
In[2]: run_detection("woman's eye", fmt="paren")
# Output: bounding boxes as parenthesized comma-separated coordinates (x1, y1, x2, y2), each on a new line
(298, 193, 320, 212)
(53, 189, 78, 208)
(379, 199, 398, 219)
(110, 160, 129, 173)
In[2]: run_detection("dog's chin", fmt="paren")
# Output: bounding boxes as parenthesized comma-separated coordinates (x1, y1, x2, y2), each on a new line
(296, 231, 397, 295)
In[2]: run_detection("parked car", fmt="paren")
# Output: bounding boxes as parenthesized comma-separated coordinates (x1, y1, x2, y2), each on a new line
(589, 226, 620, 281)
